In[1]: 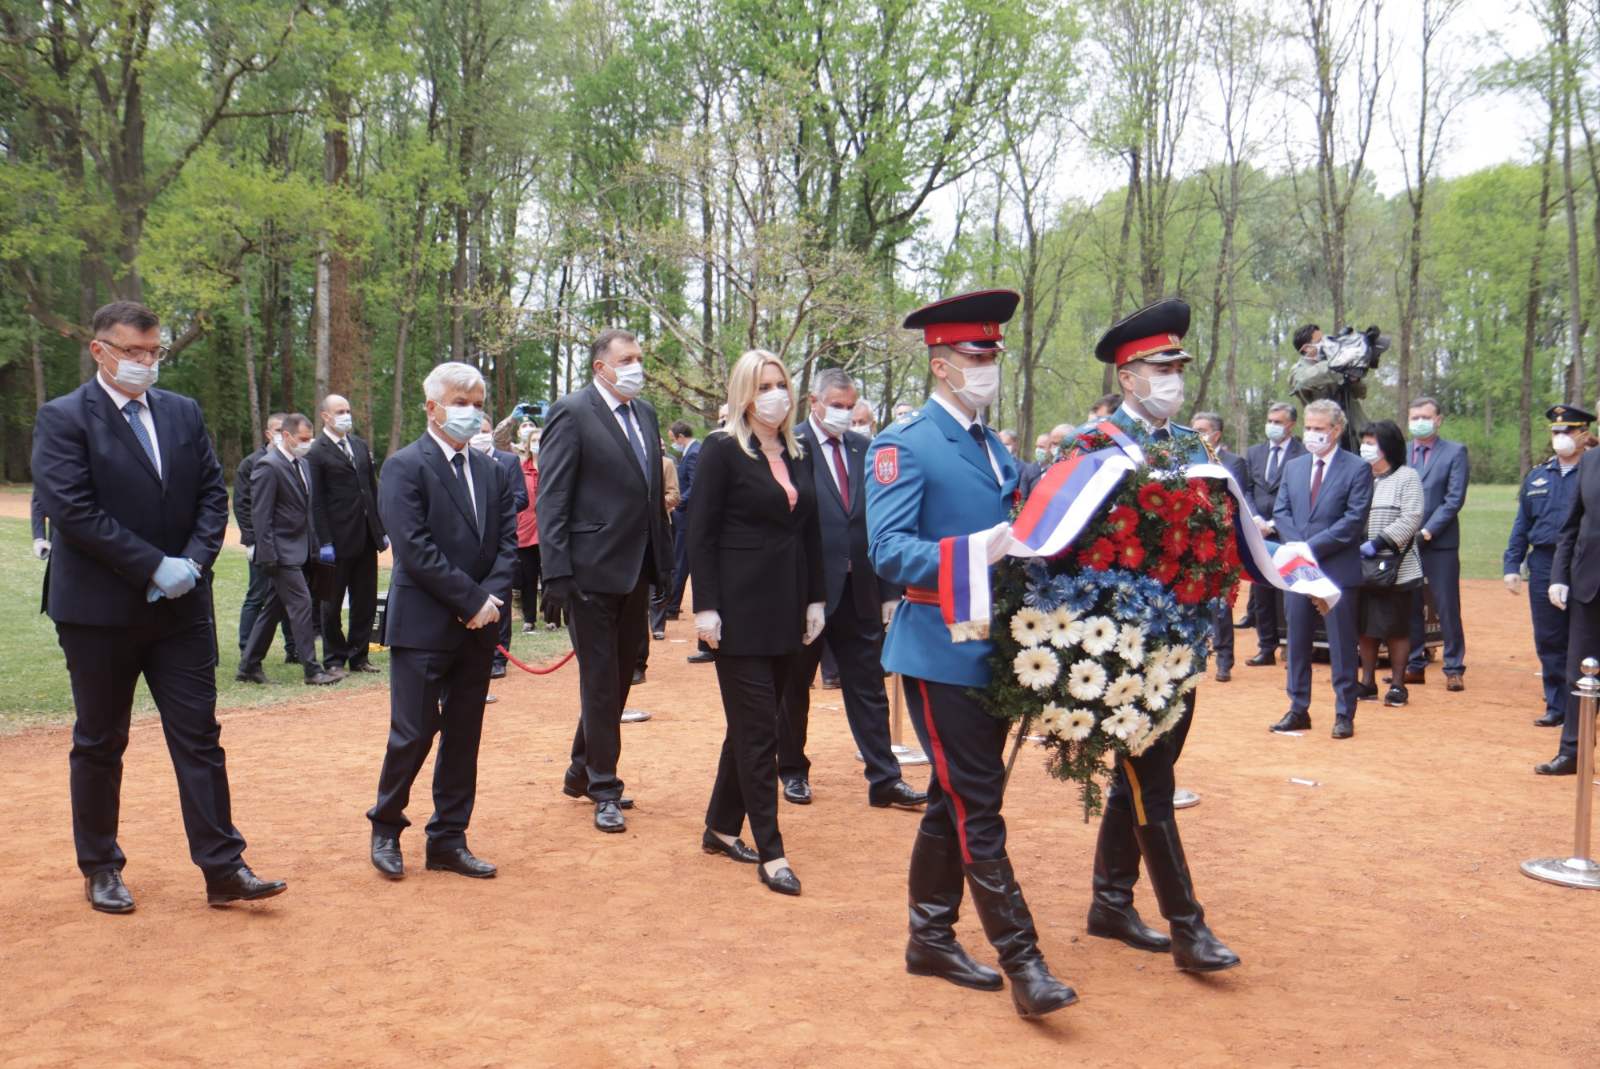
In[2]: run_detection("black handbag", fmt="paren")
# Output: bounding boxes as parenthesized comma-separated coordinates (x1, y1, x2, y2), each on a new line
(1361, 539, 1407, 588)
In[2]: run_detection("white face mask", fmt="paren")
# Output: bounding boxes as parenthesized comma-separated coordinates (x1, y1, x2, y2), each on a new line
(1359, 443, 1381, 464)
(1303, 429, 1331, 454)
(518, 424, 536, 440)
(1129, 370, 1184, 421)
(290, 439, 313, 459)
(332, 413, 354, 433)
(1553, 433, 1579, 458)
(753, 388, 791, 426)
(607, 361, 645, 399)
(110, 354, 159, 392)
(819, 405, 852, 437)
(269, 432, 283, 449)
(469, 432, 495, 454)
(851, 422, 873, 437)
(944, 361, 1000, 410)
(1265, 422, 1286, 443)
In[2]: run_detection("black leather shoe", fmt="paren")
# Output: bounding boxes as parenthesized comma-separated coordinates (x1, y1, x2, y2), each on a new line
(371, 834, 404, 879)
(561, 778, 634, 809)
(686, 651, 714, 664)
(701, 828, 759, 863)
(631, 668, 646, 684)
(1537, 754, 1577, 776)
(782, 778, 813, 805)
(758, 864, 802, 896)
(1245, 651, 1276, 667)
(595, 800, 626, 832)
(1331, 717, 1354, 739)
(652, 629, 666, 640)
(1355, 681, 1379, 702)
(821, 677, 842, 690)
(349, 661, 382, 674)
(1214, 666, 1231, 682)
(905, 830, 1004, 991)
(425, 846, 497, 878)
(304, 669, 341, 686)
(870, 780, 928, 809)
(205, 864, 287, 907)
(1270, 710, 1310, 733)
(1383, 685, 1409, 707)
(235, 667, 268, 684)
(1535, 711, 1564, 727)
(1131, 819, 1240, 974)
(85, 870, 135, 914)
(489, 663, 507, 680)
(1086, 805, 1171, 953)
(963, 857, 1078, 1017)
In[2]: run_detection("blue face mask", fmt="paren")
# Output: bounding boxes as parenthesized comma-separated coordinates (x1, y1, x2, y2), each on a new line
(437, 404, 483, 443)
(1034, 448, 1048, 463)
(1264, 422, 1286, 443)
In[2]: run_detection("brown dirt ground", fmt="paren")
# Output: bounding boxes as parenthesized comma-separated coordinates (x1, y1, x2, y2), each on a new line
(2, 578, 1599, 1067)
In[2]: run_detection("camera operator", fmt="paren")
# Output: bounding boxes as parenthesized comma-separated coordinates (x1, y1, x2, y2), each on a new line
(1289, 323, 1383, 452)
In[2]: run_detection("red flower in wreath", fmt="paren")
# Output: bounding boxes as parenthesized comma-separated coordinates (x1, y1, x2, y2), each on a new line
(1104, 505, 1140, 540)
(1160, 525, 1189, 557)
(1137, 482, 1172, 515)
(1174, 572, 1208, 605)
(1078, 537, 1118, 572)
(1115, 540, 1147, 570)
(1188, 478, 1213, 508)
(1149, 557, 1181, 585)
(1220, 533, 1241, 569)
(1164, 490, 1196, 523)
(1192, 529, 1219, 563)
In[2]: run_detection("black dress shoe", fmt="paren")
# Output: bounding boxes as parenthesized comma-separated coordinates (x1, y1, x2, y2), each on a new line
(686, 651, 714, 664)
(371, 835, 404, 879)
(1354, 681, 1379, 702)
(489, 663, 507, 680)
(562, 779, 634, 809)
(304, 669, 341, 686)
(820, 677, 842, 690)
(869, 780, 928, 809)
(235, 667, 268, 684)
(425, 846, 497, 878)
(595, 800, 626, 832)
(1245, 651, 1276, 667)
(758, 864, 802, 896)
(349, 661, 382, 674)
(85, 870, 135, 914)
(1384, 685, 1409, 707)
(205, 864, 287, 907)
(782, 778, 813, 805)
(1214, 666, 1231, 682)
(1535, 711, 1564, 727)
(651, 629, 666, 640)
(631, 668, 646, 685)
(1270, 710, 1311, 733)
(1331, 717, 1354, 739)
(701, 828, 759, 863)
(1537, 754, 1577, 775)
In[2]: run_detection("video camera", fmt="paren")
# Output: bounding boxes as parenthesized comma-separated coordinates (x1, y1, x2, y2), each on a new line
(511, 400, 550, 425)
(1317, 325, 1390, 382)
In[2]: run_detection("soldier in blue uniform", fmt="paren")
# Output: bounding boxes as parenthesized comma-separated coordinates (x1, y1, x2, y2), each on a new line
(1507, 405, 1593, 740)
(866, 289, 1078, 1019)
(1076, 298, 1240, 973)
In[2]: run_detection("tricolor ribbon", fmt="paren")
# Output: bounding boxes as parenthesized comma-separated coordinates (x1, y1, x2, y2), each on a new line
(934, 449, 1342, 642)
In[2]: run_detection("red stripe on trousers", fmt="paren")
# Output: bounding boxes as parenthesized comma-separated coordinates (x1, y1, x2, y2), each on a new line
(914, 678, 973, 864)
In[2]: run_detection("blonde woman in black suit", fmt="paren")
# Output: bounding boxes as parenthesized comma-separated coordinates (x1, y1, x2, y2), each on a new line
(691, 350, 826, 896)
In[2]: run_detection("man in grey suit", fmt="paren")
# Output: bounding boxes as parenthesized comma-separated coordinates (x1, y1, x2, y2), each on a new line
(1403, 396, 1469, 690)
(237, 413, 342, 686)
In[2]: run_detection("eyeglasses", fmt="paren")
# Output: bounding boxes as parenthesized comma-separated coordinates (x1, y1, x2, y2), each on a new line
(97, 339, 170, 364)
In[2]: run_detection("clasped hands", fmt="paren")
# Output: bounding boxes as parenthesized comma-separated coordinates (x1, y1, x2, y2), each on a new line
(146, 556, 202, 602)
(464, 594, 503, 630)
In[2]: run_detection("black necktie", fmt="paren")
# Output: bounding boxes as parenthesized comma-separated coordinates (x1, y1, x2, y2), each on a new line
(340, 437, 353, 464)
(618, 403, 649, 478)
(968, 424, 997, 483)
(1152, 427, 1171, 442)
(292, 457, 308, 495)
(1266, 445, 1280, 485)
(452, 452, 478, 529)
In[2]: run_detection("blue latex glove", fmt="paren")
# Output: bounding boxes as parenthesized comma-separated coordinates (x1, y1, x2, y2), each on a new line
(148, 556, 200, 601)
(1359, 540, 1378, 559)
(381, 536, 390, 552)
(318, 543, 336, 565)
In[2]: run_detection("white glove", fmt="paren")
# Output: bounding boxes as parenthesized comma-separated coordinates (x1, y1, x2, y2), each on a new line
(1550, 583, 1570, 611)
(695, 610, 723, 648)
(244, 543, 255, 562)
(1504, 573, 1523, 596)
(1252, 515, 1274, 536)
(465, 594, 503, 630)
(882, 599, 898, 628)
(32, 538, 49, 560)
(983, 521, 1014, 565)
(803, 602, 826, 645)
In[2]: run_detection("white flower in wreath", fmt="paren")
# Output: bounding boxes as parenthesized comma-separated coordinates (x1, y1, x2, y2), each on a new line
(1013, 648, 1060, 691)
(1164, 645, 1195, 676)
(1115, 624, 1146, 663)
(1047, 608, 1085, 649)
(1010, 607, 1048, 648)
(1144, 660, 1173, 689)
(1127, 715, 1160, 755)
(1177, 673, 1203, 696)
(1038, 703, 1067, 736)
(1103, 672, 1144, 708)
(1081, 615, 1117, 656)
(1101, 705, 1143, 740)
(1158, 707, 1187, 734)
(1143, 674, 1174, 711)
(1067, 660, 1108, 702)
(1062, 709, 1095, 742)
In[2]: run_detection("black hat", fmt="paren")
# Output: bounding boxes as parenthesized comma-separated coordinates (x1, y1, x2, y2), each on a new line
(1547, 403, 1595, 428)
(903, 289, 1020, 354)
(1095, 298, 1191, 366)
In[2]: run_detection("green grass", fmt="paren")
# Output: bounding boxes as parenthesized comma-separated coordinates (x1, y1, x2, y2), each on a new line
(1458, 484, 1518, 580)
(0, 510, 570, 732)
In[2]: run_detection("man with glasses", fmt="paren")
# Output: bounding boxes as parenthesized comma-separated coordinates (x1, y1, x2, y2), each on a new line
(31, 301, 286, 913)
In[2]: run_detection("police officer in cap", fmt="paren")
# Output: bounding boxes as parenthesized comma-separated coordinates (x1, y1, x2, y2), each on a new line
(866, 288, 1078, 1019)
(1074, 297, 1240, 973)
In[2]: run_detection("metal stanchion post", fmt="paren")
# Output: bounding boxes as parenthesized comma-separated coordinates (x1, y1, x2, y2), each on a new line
(1522, 658, 1600, 889)
(859, 673, 928, 766)
(1173, 788, 1201, 809)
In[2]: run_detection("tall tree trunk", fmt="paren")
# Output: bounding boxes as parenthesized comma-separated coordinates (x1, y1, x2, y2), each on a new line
(1520, 113, 1559, 477)
(242, 283, 262, 447)
(1558, 3, 1584, 399)
(29, 319, 46, 408)
(1105, 151, 1139, 394)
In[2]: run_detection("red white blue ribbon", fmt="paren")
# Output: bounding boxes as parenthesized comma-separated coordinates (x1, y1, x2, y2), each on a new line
(938, 532, 996, 642)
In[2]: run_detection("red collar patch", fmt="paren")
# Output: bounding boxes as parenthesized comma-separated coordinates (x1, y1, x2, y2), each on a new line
(874, 446, 899, 485)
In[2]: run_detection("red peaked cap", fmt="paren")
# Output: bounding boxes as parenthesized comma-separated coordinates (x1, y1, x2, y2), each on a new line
(902, 289, 1021, 350)
(1094, 297, 1192, 366)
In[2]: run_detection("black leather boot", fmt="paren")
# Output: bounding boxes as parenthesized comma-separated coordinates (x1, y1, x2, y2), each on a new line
(1086, 806, 1171, 952)
(905, 830, 1003, 991)
(963, 857, 1078, 1018)
(1132, 818, 1240, 973)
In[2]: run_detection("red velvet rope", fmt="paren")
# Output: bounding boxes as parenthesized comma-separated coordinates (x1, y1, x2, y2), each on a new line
(494, 645, 577, 675)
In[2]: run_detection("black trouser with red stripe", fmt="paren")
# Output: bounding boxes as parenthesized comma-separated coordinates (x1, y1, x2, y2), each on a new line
(903, 677, 1013, 862)
(1105, 691, 1196, 826)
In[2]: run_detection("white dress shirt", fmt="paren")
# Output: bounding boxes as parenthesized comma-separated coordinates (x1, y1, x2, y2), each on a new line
(809, 414, 851, 499)
(428, 425, 477, 521)
(929, 393, 1002, 482)
(97, 372, 161, 477)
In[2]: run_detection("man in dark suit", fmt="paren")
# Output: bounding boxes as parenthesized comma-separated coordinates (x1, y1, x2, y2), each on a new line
(1271, 399, 1373, 739)
(32, 300, 285, 913)
(537, 328, 673, 833)
(307, 394, 386, 675)
(472, 414, 528, 680)
(237, 415, 342, 687)
(368, 362, 517, 879)
(1192, 411, 1249, 682)
(234, 412, 299, 662)
(1539, 434, 1600, 774)
(1403, 397, 1469, 690)
(1243, 402, 1306, 666)
(666, 420, 700, 622)
(776, 368, 927, 810)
